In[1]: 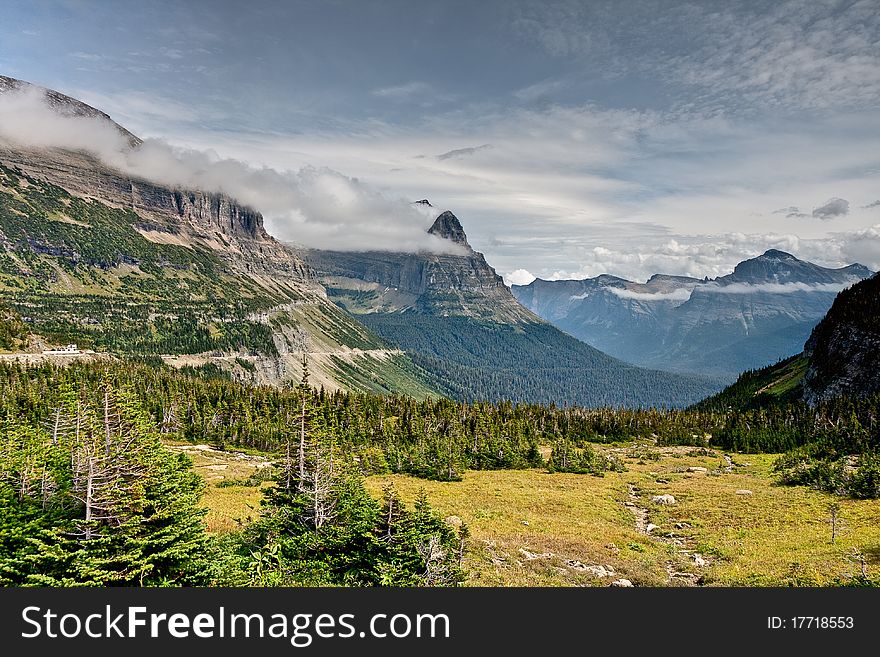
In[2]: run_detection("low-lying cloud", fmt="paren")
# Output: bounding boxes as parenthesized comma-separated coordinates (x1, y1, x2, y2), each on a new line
(505, 268, 536, 286)
(606, 287, 694, 303)
(0, 85, 462, 254)
(705, 281, 856, 295)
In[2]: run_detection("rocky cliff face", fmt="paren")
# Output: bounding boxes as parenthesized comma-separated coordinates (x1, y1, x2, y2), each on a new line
(0, 75, 439, 397)
(802, 274, 880, 404)
(307, 209, 536, 323)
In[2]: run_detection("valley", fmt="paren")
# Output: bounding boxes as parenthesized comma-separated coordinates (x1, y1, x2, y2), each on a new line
(1, 73, 879, 591)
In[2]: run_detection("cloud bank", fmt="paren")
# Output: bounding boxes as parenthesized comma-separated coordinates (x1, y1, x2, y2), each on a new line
(0, 86, 461, 254)
(706, 281, 858, 295)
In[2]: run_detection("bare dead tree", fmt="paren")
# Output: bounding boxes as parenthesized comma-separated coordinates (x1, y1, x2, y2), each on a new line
(848, 547, 869, 579)
(297, 355, 310, 491)
(828, 502, 842, 544)
(419, 535, 451, 586)
(69, 392, 148, 540)
(299, 437, 337, 530)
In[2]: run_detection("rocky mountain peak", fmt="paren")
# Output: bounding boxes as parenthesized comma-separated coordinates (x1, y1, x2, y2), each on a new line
(724, 249, 869, 285)
(760, 249, 796, 261)
(428, 210, 470, 248)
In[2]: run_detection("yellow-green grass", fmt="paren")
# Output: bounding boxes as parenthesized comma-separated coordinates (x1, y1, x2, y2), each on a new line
(367, 467, 669, 586)
(187, 441, 880, 586)
(164, 441, 272, 533)
(645, 453, 880, 585)
(365, 448, 880, 587)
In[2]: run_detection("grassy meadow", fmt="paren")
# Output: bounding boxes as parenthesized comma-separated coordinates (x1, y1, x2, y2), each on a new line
(190, 441, 880, 586)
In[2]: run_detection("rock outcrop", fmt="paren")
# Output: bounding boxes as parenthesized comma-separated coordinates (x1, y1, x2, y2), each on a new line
(802, 273, 880, 404)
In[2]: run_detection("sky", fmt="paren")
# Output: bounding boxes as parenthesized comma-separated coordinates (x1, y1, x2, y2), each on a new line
(1, 0, 880, 284)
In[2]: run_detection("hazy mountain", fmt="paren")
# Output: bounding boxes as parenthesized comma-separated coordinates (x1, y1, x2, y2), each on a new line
(305, 208, 717, 408)
(513, 250, 872, 381)
(0, 75, 439, 398)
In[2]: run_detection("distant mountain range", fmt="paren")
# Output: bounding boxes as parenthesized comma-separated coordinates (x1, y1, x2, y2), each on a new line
(512, 249, 873, 381)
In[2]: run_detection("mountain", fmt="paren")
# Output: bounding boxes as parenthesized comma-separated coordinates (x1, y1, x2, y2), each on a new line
(0, 75, 439, 398)
(695, 273, 880, 410)
(802, 273, 880, 404)
(305, 207, 716, 408)
(513, 250, 872, 381)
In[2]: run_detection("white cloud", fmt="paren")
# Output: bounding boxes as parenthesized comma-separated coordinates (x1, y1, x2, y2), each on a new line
(541, 227, 880, 283)
(513, 78, 566, 102)
(0, 85, 463, 254)
(606, 287, 693, 302)
(371, 82, 454, 105)
(504, 268, 536, 286)
(705, 281, 858, 295)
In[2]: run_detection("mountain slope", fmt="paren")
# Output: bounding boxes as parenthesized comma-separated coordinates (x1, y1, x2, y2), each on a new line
(802, 273, 880, 404)
(513, 250, 872, 381)
(695, 273, 880, 410)
(306, 208, 717, 408)
(0, 76, 439, 398)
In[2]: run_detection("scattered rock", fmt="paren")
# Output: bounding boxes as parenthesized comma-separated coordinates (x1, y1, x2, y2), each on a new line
(693, 554, 706, 567)
(687, 466, 708, 473)
(735, 489, 753, 495)
(444, 515, 463, 527)
(655, 478, 670, 484)
(567, 562, 616, 578)
(652, 494, 676, 505)
(646, 523, 659, 533)
(520, 548, 554, 561)
(611, 579, 634, 588)
(674, 522, 692, 529)
(624, 501, 636, 508)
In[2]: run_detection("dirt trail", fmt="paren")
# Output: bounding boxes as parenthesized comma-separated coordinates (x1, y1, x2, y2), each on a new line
(624, 481, 704, 586)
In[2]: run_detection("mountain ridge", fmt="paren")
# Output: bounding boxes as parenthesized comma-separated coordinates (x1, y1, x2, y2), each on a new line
(0, 75, 441, 398)
(512, 249, 872, 380)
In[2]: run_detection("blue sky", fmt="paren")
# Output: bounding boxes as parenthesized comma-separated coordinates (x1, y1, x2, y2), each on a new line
(2, 0, 880, 283)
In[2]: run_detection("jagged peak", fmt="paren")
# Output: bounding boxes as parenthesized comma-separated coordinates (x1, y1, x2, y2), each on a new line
(428, 210, 470, 248)
(413, 199, 433, 207)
